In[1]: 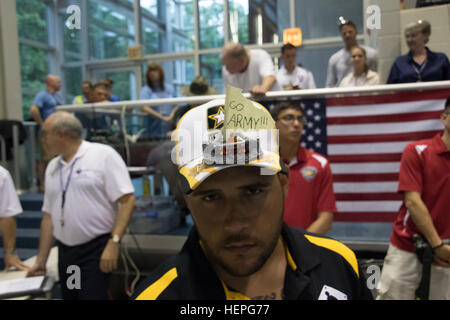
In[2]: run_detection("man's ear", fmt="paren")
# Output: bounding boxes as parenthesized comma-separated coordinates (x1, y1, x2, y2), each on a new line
(278, 172, 289, 200)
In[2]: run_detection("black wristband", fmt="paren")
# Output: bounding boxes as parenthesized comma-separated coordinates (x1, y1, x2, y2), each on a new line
(432, 242, 444, 250)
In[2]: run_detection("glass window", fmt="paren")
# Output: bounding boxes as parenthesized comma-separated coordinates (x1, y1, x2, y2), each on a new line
(141, 0, 158, 16)
(199, 0, 225, 49)
(19, 44, 50, 120)
(200, 53, 223, 93)
(169, 1, 194, 52)
(16, 0, 52, 120)
(276, 0, 290, 40)
(294, 0, 363, 40)
(62, 17, 82, 62)
(228, 0, 249, 44)
(294, 45, 343, 88)
(167, 59, 195, 96)
(141, 0, 165, 54)
(63, 66, 83, 104)
(16, 0, 49, 43)
(228, 0, 279, 45)
(94, 70, 137, 101)
(141, 0, 194, 54)
(87, 0, 135, 59)
(142, 23, 163, 55)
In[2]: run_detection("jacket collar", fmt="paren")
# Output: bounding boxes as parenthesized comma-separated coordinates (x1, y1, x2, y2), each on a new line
(283, 145, 307, 168)
(184, 224, 321, 299)
(407, 46, 435, 63)
(432, 132, 450, 155)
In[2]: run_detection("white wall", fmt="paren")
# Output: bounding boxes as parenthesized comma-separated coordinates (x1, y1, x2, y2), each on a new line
(400, 4, 450, 58)
(365, 0, 402, 83)
(0, 0, 22, 121)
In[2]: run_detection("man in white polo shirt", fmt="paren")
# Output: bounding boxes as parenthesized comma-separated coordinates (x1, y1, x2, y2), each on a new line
(222, 42, 281, 96)
(326, 19, 377, 88)
(0, 166, 28, 271)
(27, 112, 135, 300)
(277, 43, 316, 90)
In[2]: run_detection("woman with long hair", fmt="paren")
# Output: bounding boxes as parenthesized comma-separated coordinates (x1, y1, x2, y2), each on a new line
(339, 45, 380, 87)
(140, 63, 177, 138)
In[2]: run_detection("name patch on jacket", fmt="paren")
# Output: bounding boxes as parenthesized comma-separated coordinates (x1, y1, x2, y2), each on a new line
(301, 166, 318, 182)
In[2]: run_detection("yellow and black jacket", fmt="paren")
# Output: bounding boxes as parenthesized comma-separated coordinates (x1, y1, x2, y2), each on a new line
(133, 224, 373, 300)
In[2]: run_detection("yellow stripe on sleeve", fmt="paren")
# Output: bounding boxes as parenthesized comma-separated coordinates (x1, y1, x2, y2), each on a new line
(135, 267, 178, 300)
(304, 235, 359, 277)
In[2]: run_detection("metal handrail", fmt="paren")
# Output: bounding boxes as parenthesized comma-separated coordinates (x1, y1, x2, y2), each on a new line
(0, 122, 25, 192)
(13, 81, 450, 192)
(56, 81, 450, 112)
(22, 122, 38, 191)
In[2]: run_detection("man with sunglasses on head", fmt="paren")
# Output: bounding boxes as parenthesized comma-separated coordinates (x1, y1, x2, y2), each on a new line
(271, 102, 336, 235)
(326, 19, 378, 88)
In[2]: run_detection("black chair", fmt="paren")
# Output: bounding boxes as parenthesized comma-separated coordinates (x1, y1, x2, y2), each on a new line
(0, 120, 27, 161)
(416, 0, 450, 7)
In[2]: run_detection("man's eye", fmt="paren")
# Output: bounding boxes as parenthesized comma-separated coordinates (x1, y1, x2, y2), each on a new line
(202, 194, 219, 202)
(246, 188, 265, 196)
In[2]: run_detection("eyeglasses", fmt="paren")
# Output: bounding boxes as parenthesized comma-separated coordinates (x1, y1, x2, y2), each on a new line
(279, 115, 306, 124)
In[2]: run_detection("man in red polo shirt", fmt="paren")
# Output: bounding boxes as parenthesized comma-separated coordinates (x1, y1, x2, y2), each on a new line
(377, 98, 450, 300)
(271, 102, 336, 235)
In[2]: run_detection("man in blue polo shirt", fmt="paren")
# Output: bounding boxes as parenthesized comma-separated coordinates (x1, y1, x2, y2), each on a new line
(30, 75, 62, 127)
(30, 74, 62, 192)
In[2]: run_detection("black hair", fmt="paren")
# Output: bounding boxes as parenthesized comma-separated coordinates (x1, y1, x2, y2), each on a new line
(339, 20, 357, 31)
(270, 101, 305, 121)
(281, 43, 297, 54)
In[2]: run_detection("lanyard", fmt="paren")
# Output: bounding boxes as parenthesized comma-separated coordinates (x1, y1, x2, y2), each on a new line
(412, 59, 427, 82)
(59, 158, 79, 227)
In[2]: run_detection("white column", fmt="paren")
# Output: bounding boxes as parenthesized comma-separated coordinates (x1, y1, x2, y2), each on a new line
(0, 0, 23, 120)
(365, 0, 401, 83)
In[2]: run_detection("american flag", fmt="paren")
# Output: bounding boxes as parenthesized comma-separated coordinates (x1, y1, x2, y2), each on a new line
(299, 89, 449, 222)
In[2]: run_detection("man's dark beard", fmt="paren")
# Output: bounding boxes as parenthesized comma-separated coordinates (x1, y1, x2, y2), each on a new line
(200, 217, 283, 278)
(202, 190, 285, 276)
(199, 174, 286, 278)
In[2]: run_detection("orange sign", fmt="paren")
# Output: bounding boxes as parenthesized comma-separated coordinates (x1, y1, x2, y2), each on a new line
(283, 28, 302, 47)
(128, 45, 142, 60)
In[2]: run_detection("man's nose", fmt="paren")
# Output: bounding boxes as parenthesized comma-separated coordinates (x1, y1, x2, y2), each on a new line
(222, 200, 252, 233)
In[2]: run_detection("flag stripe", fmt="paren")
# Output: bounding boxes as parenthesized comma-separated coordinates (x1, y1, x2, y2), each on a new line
(328, 153, 402, 163)
(328, 131, 441, 144)
(327, 119, 443, 136)
(326, 88, 450, 106)
(328, 141, 410, 155)
(337, 201, 402, 212)
(327, 110, 442, 125)
(331, 162, 400, 174)
(327, 99, 446, 117)
(334, 182, 398, 193)
(335, 212, 398, 222)
(335, 193, 403, 201)
(333, 173, 399, 182)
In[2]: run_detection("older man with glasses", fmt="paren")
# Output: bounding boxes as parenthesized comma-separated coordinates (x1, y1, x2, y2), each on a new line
(270, 102, 336, 235)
